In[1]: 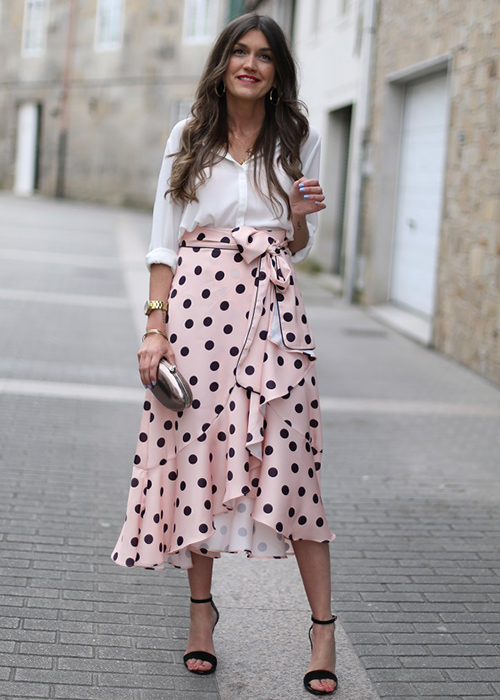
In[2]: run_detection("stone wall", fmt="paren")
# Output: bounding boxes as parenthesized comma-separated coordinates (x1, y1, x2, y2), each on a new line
(360, 0, 500, 385)
(0, 0, 223, 207)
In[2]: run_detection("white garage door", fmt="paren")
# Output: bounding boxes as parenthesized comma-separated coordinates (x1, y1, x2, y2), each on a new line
(390, 72, 448, 319)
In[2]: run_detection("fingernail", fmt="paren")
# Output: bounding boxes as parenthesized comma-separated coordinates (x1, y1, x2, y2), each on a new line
(304, 195, 310, 199)
(315, 201, 322, 206)
(299, 185, 305, 189)
(152, 381, 156, 387)
(143, 385, 148, 390)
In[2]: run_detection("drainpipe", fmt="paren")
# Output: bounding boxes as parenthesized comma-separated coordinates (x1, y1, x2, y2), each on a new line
(56, 0, 78, 198)
(343, 0, 378, 302)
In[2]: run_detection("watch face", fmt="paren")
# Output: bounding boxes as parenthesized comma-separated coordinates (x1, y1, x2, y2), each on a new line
(144, 301, 150, 315)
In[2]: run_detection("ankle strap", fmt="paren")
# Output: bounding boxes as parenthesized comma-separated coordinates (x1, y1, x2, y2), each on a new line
(190, 595, 213, 604)
(311, 614, 337, 625)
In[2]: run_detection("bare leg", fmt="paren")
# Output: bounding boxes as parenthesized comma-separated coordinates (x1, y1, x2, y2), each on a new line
(292, 540, 337, 693)
(184, 552, 218, 673)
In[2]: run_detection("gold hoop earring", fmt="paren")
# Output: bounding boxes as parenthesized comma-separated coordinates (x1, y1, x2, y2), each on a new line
(215, 82, 226, 98)
(269, 87, 280, 106)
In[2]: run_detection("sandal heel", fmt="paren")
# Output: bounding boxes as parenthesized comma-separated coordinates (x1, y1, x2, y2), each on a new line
(183, 595, 219, 675)
(304, 615, 338, 696)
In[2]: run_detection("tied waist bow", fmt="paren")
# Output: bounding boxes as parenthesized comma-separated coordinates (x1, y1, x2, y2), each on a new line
(228, 227, 316, 378)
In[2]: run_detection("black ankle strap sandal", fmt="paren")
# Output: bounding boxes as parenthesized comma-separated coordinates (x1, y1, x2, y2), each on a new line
(183, 595, 220, 676)
(303, 615, 338, 696)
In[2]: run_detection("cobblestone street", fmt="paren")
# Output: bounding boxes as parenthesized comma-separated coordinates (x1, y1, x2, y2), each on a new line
(1, 193, 499, 700)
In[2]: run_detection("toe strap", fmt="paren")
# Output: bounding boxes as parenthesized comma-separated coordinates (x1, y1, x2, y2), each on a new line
(183, 651, 217, 668)
(304, 669, 338, 690)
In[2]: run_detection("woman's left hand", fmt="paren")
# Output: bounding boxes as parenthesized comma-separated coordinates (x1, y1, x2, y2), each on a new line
(289, 177, 326, 219)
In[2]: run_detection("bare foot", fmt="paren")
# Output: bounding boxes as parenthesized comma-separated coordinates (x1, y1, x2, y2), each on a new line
(184, 600, 218, 673)
(306, 621, 337, 693)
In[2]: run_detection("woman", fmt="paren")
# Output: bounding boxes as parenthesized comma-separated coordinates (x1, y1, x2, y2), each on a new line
(112, 13, 337, 696)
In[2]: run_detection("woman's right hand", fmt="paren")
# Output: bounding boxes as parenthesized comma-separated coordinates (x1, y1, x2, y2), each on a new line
(138, 334, 176, 389)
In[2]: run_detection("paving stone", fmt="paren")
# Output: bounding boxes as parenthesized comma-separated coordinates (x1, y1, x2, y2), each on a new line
(2, 195, 500, 700)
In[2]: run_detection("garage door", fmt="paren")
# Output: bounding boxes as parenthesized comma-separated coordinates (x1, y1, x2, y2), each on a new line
(390, 72, 448, 319)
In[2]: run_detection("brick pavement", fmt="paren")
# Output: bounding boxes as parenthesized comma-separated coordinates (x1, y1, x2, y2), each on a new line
(1, 193, 500, 700)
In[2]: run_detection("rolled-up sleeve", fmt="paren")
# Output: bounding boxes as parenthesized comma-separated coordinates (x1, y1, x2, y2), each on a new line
(145, 121, 185, 272)
(289, 129, 321, 264)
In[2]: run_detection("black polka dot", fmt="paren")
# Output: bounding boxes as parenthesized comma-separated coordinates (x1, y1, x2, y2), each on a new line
(168, 471, 177, 481)
(291, 463, 299, 473)
(185, 319, 194, 329)
(277, 356, 284, 366)
(203, 317, 213, 327)
(263, 503, 273, 513)
(164, 420, 173, 430)
(245, 366, 255, 375)
(266, 380, 276, 390)
(211, 249, 221, 258)
(183, 299, 192, 308)
(188, 454, 198, 464)
(236, 284, 245, 294)
(125, 558, 135, 567)
(197, 478, 207, 488)
(286, 333, 296, 343)
(230, 346, 239, 356)
(281, 485, 289, 495)
(157, 437, 165, 448)
(194, 265, 202, 275)
(143, 401, 151, 411)
(298, 515, 307, 525)
(215, 271, 225, 281)
(183, 506, 192, 516)
(139, 433, 147, 442)
(316, 518, 324, 527)
(276, 522, 283, 532)
(144, 534, 153, 544)
(210, 382, 219, 392)
(298, 486, 306, 497)
(180, 346, 189, 356)
(268, 467, 278, 477)
(199, 524, 208, 533)
(283, 312, 293, 322)
(220, 301, 229, 310)
(265, 446, 274, 456)
(202, 289, 211, 299)
(210, 361, 220, 371)
(205, 340, 215, 350)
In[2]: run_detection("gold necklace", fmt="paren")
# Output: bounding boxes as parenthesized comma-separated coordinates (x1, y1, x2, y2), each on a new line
(230, 128, 259, 164)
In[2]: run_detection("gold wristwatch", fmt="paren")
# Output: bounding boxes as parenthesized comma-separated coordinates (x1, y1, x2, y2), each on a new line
(144, 300, 168, 316)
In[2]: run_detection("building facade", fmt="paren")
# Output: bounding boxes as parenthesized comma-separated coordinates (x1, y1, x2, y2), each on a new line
(0, 0, 240, 207)
(359, 0, 500, 384)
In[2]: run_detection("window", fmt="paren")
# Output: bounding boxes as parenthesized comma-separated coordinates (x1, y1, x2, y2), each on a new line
(22, 0, 49, 56)
(183, 0, 219, 44)
(311, 0, 321, 35)
(95, 0, 124, 51)
(171, 99, 192, 128)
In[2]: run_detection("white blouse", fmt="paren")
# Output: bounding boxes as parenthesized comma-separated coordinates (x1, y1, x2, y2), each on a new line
(146, 118, 322, 272)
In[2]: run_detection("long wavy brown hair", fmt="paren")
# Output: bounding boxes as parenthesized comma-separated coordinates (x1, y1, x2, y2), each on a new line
(166, 13, 309, 219)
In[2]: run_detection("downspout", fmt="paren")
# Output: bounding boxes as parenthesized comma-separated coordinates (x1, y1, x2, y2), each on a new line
(56, 0, 78, 198)
(343, 0, 378, 302)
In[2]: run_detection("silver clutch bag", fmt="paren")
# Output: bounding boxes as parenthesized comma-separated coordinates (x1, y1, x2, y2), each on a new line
(152, 359, 193, 411)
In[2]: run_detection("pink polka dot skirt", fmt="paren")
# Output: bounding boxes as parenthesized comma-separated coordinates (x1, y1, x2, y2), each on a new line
(112, 227, 335, 570)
